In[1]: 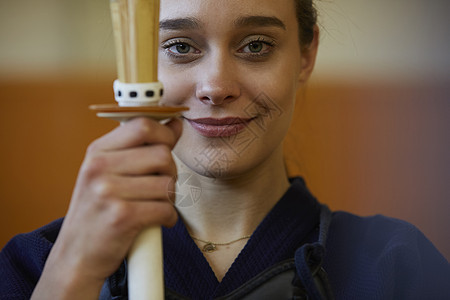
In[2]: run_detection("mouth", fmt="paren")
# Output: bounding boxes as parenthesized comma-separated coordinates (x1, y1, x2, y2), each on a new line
(184, 117, 254, 137)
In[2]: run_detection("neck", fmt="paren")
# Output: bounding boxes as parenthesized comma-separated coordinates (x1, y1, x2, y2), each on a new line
(173, 145, 290, 243)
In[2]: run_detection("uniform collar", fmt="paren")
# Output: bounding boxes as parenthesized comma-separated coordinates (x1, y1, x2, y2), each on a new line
(162, 177, 323, 298)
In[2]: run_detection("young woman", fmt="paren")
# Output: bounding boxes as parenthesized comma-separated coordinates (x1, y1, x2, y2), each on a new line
(1, 0, 449, 299)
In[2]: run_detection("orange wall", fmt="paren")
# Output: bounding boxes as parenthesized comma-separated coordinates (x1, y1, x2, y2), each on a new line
(1, 76, 449, 259)
(286, 80, 450, 259)
(0, 75, 116, 249)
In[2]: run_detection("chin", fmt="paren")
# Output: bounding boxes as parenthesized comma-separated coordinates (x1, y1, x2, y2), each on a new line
(185, 156, 245, 180)
(174, 145, 256, 181)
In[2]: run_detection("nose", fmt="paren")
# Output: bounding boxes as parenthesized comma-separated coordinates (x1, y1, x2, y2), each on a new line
(195, 52, 241, 105)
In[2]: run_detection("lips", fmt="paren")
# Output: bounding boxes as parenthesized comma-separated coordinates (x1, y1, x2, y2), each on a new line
(185, 117, 253, 137)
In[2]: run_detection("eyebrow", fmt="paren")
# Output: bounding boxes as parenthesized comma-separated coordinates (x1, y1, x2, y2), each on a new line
(234, 16, 286, 30)
(159, 16, 286, 31)
(159, 17, 201, 30)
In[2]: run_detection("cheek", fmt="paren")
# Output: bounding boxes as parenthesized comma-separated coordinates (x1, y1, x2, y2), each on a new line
(244, 67, 298, 117)
(241, 52, 300, 112)
(158, 66, 194, 107)
(245, 72, 297, 148)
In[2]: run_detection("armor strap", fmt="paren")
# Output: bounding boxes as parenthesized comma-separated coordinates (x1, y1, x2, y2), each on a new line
(294, 205, 334, 300)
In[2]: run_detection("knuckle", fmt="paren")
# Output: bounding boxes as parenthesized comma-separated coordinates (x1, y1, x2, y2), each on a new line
(133, 118, 154, 136)
(108, 201, 132, 230)
(82, 155, 108, 179)
(164, 176, 176, 203)
(92, 178, 115, 199)
(160, 204, 178, 227)
(155, 145, 173, 165)
(86, 139, 102, 154)
(163, 126, 178, 148)
(145, 176, 174, 201)
(150, 202, 176, 225)
(146, 145, 175, 176)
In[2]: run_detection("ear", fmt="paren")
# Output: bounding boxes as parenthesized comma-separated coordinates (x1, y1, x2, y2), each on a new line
(298, 25, 319, 84)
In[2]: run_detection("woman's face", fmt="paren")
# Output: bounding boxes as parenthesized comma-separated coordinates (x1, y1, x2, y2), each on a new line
(159, 0, 309, 178)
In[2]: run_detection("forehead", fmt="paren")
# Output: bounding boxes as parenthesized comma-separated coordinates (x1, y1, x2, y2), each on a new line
(160, 0, 298, 32)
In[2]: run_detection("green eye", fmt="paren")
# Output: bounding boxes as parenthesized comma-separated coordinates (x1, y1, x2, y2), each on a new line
(238, 37, 275, 56)
(162, 39, 201, 62)
(174, 43, 191, 54)
(248, 42, 263, 53)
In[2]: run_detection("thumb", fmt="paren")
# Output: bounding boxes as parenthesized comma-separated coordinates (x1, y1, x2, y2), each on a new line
(165, 117, 183, 143)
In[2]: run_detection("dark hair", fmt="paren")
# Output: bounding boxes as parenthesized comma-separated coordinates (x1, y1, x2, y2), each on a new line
(294, 0, 317, 48)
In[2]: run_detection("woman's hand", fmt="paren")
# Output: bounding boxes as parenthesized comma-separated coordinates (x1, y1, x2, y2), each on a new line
(32, 117, 182, 299)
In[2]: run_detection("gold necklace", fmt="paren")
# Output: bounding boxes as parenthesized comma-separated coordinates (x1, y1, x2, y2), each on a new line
(191, 235, 251, 253)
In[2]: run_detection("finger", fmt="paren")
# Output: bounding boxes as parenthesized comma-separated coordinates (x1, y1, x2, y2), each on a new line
(89, 117, 179, 152)
(103, 144, 177, 176)
(165, 117, 183, 141)
(108, 199, 178, 231)
(94, 175, 174, 201)
(133, 200, 178, 228)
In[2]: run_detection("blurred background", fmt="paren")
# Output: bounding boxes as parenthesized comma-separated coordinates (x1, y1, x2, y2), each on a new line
(0, 0, 449, 259)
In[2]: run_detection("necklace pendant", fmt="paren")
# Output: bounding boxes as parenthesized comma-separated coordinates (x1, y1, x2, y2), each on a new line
(202, 242, 217, 253)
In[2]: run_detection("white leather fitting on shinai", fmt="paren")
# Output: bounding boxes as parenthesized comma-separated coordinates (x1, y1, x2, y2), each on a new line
(113, 79, 163, 106)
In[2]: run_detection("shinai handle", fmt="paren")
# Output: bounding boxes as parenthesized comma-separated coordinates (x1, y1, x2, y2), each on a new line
(110, 0, 164, 299)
